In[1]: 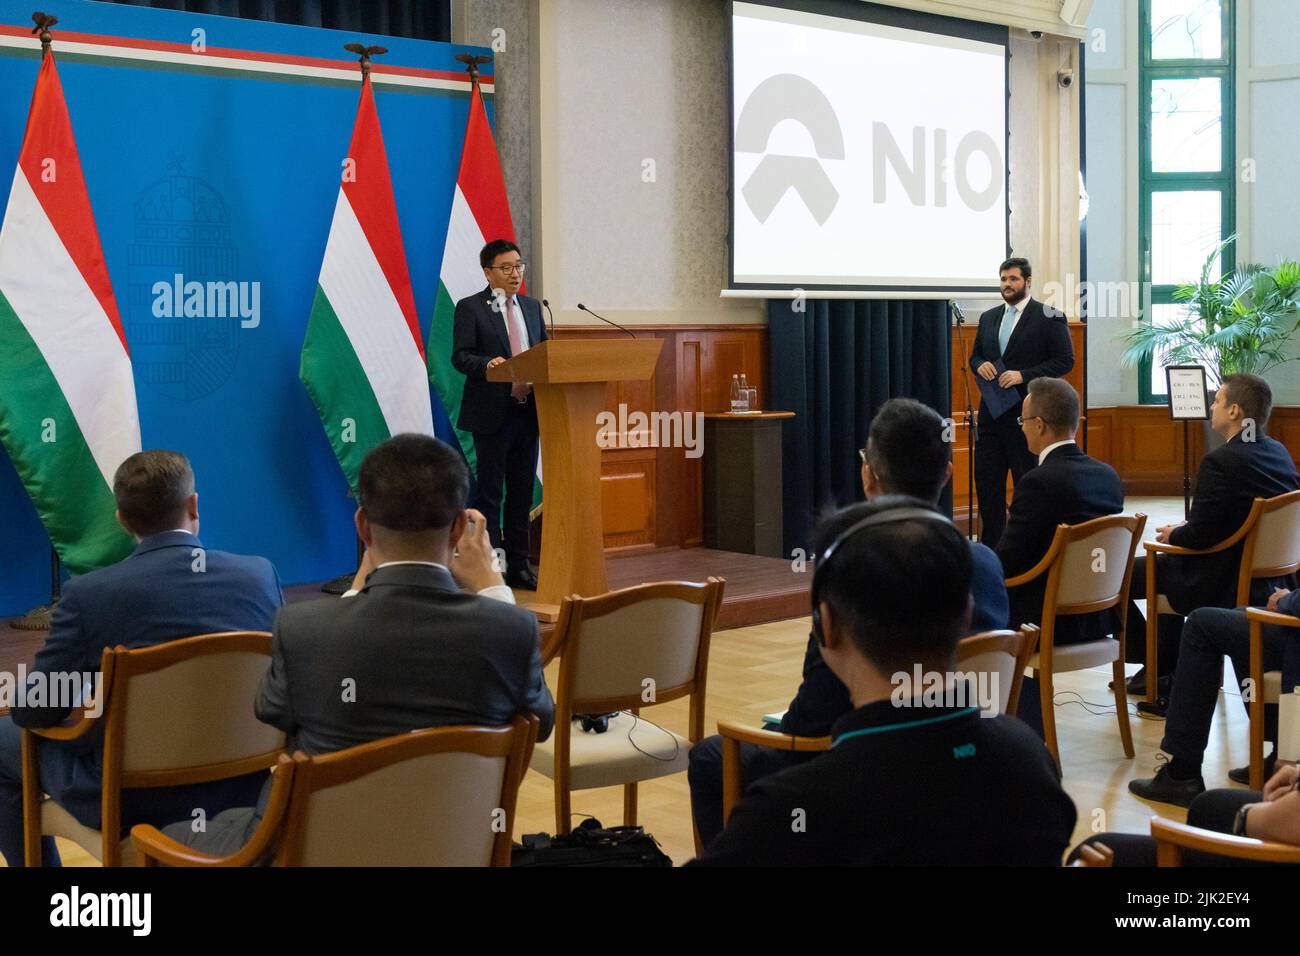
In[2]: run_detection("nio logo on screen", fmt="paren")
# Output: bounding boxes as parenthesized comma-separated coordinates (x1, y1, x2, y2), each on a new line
(735, 74, 844, 225)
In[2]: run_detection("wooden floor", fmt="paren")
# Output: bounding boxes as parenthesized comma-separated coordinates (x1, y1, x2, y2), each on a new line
(7, 495, 1255, 867)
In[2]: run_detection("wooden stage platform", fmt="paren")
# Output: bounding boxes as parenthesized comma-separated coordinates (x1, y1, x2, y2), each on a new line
(0, 547, 808, 682)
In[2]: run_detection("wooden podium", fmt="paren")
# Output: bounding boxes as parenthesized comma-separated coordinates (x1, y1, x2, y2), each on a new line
(488, 338, 663, 620)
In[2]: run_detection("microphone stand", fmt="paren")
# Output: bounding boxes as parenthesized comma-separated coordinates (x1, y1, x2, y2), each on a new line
(951, 303, 981, 541)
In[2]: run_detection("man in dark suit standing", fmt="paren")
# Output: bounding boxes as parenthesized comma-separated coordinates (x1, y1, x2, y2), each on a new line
(0, 450, 283, 866)
(969, 257, 1075, 548)
(451, 239, 548, 590)
(691, 499, 1076, 866)
(996, 378, 1125, 732)
(1126, 373, 1299, 710)
(163, 434, 554, 856)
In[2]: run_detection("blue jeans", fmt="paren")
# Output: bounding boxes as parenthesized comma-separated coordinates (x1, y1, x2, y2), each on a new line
(0, 716, 61, 867)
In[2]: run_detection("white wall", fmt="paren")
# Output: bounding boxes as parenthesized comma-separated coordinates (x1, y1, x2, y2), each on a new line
(1082, 0, 1300, 406)
(1238, 0, 1300, 403)
(1083, 0, 1140, 407)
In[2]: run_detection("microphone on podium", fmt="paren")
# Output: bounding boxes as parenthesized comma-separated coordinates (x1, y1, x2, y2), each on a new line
(542, 298, 556, 339)
(577, 303, 637, 338)
(950, 300, 966, 324)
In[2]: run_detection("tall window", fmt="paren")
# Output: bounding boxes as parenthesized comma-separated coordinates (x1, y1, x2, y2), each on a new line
(1139, 0, 1234, 402)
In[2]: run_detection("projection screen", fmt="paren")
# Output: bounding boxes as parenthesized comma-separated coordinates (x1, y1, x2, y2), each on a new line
(729, 0, 1010, 296)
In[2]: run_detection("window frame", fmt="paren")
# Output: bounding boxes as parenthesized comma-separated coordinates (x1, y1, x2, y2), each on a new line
(1137, 0, 1235, 404)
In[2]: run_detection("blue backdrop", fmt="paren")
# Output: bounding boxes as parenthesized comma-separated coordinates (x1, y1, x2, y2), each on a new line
(0, 0, 488, 612)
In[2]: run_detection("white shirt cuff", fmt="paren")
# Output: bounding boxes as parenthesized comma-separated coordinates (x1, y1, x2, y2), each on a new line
(477, 584, 516, 605)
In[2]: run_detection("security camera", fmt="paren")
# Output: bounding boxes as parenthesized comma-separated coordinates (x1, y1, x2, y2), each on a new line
(1057, 68, 1074, 88)
(1030, 30, 1043, 40)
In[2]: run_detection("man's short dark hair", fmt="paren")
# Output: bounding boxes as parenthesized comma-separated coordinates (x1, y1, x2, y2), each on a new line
(864, 398, 949, 503)
(999, 256, 1032, 279)
(113, 450, 195, 537)
(1027, 377, 1080, 431)
(358, 434, 469, 532)
(480, 239, 521, 270)
(813, 495, 972, 674)
(1221, 373, 1273, 430)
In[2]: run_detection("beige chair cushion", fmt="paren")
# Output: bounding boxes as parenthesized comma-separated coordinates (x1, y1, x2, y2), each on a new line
(531, 712, 690, 790)
(122, 651, 285, 773)
(953, 651, 1015, 715)
(1265, 670, 1282, 703)
(296, 752, 506, 867)
(1056, 526, 1136, 607)
(1029, 639, 1119, 674)
(570, 599, 705, 703)
(1252, 502, 1300, 571)
(40, 800, 132, 863)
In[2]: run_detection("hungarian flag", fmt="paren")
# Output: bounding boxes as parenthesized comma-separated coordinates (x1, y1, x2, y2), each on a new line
(301, 74, 433, 491)
(0, 49, 140, 576)
(429, 81, 540, 505)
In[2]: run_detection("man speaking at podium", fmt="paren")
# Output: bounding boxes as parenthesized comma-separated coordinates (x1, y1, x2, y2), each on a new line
(968, 257, 1074, 548)
(452, 239, 548, 590)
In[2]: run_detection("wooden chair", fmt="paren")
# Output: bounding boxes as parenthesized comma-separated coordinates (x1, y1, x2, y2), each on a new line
(1072, 842, 1114, 866)
(1143, 491, 1300, 702)
(21, 631, 284, 866)
(1245, 607, 1300, 788)
(714, 625, 1040, 829)
(1004, 513, 1147, 771)
(130, 715, 538, 867)
(1150, 816, 1300, 866)
(952, 624, 1039, 717)
(530, 578, 724, 835)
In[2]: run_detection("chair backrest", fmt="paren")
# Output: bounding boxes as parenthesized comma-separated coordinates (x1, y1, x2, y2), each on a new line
(954, 625, 1039, 716)
(553, 578, 724, 742)
(103, 631, 286, 789)
(276, 715, 537, 867)
(1240, 490, 1300, 596)
(1045, 514, 1148, 615)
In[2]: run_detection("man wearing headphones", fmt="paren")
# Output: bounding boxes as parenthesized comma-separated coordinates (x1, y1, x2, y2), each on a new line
(691, 498, 1076, 865)
(687, 398, 1009, 849)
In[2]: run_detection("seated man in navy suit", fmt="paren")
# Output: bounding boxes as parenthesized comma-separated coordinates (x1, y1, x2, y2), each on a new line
(995, 377, 1125, 733)
(687, 398, 1010, 848)
(0, 450, 283, 866)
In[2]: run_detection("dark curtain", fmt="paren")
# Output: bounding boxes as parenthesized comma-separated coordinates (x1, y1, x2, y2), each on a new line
(767, 298, 952, 556)
(105, 0, 451, 43)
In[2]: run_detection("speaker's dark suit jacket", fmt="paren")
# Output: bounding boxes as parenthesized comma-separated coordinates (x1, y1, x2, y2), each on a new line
(8, 531, 283, 830)
(451, 286, 548, 435)
(967, 298, 1074, 421)
(997, 443, 1125, 645)
(255, 563, 555, 753)
(692, 701, 1076, 866)
(1163, 433, 1300, 614)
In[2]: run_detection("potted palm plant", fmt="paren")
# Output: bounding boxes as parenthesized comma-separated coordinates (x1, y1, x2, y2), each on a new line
(1121, 236, 1300, 445)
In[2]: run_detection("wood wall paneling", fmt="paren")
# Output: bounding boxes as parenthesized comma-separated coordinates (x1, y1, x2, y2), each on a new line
(549, 325, 768, 551)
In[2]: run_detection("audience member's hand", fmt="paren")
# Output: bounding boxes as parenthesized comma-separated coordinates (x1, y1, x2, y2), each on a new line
(976, 361, 997, 381)
(1268, 588, 1292, 612)
(1155, 521, 1185, 544)
(997, 370, 1023, 388)
(486, 356, 507, 370)
(348, 547, 377, 593)
(451, 508, 505, 593)
(1264, 763, 1300, 801)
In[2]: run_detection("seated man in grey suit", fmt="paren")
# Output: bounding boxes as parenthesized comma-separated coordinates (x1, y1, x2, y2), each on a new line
(166, 433, 554, 855)
(0, 450, 284, 866)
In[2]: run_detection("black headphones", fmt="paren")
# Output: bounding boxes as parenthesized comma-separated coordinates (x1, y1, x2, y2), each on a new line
(809, 507, 959, 646)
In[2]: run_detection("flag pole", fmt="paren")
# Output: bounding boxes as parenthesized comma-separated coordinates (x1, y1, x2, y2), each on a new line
(319, 41, 390, 596)
(9, 12, 62, 632)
